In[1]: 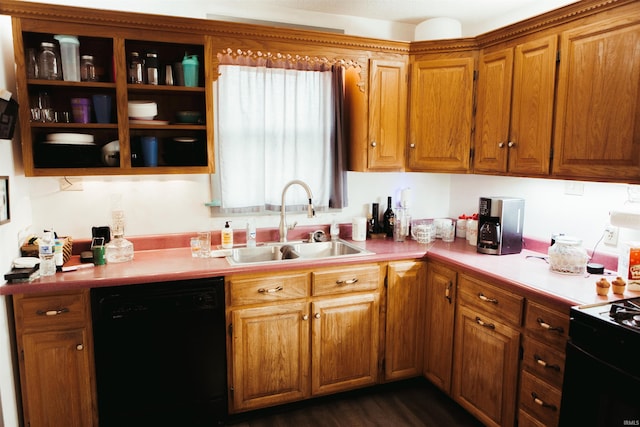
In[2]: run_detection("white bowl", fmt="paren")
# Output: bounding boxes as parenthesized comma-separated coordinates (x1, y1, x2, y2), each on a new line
(128, 101, 157, 120)
(46, 133, 94, 143)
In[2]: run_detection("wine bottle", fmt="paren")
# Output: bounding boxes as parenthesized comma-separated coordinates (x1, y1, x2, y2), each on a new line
(369, 203, 381, 236)
(383, 196, 395, 237)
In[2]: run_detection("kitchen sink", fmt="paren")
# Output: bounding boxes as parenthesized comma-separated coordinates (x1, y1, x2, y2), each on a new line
(226, 239, 373, 265)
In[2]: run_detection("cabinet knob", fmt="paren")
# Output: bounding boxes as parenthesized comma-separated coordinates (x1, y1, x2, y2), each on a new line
(507, 141, 516, 148)
(477, 292, 498, 304)
(302, 314, 309, 321)
(534, 354, 561, 371)
(498, 142, 505, 148)
(409, 143, 416, 148)
(314, 313, 321, 319)
(371, 141, 377, 147)
(445, 281, 453, 303)
(76, 344, 84, 351)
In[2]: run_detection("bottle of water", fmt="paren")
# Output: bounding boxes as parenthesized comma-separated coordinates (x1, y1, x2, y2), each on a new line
(39, 230, 56, 276)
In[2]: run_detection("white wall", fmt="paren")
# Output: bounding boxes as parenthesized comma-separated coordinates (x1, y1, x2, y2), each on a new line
(0, 13, 31, 427)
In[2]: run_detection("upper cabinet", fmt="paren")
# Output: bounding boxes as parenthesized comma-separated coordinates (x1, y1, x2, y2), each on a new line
(552, 12, 640, 182)
(407, 54, 475, 172)
(348, 57, 408, 172)
(11, 14, 212, 177)
(474, 35, 557, 176)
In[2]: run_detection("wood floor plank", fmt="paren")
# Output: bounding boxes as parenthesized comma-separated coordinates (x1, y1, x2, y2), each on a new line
(226, 379, 484, 426)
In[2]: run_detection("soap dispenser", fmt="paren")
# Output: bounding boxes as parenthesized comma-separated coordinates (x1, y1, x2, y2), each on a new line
(221, 221, 234, 249)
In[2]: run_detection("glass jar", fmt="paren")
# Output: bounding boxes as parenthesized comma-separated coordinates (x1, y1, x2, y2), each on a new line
(80, 55, 97, 82)
(548, 236, 589, 275)
(128, 51, 144, 84)
(38, 42, 61, 80)
(145, 52, 159, 85)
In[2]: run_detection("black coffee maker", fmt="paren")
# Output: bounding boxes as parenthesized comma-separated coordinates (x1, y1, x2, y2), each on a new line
(477, 197, 525, 255)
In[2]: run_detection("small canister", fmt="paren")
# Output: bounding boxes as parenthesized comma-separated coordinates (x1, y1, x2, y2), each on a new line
(145, 52, 159, 85)
(80, 55, 97, 82)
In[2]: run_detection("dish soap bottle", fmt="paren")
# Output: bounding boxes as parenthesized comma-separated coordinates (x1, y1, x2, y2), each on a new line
(221, 221, 233, 249)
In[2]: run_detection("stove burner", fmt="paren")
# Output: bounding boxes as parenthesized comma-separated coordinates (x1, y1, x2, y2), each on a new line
(609, 300, 640, 329)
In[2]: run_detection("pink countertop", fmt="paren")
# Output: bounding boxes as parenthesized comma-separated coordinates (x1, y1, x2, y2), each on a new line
(3, 231, 638, 311)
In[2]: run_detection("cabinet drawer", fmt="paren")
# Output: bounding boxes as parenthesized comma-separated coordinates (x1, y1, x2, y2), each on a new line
(312, 264, 380, 296)
(522, 336, 565, 388)
(458, 274, 524, 326)
(229, 272, 309, 306)
(525, 301, 569, 351)
(519, 370, 561, 427)
(518, 409, 547, 427)
(15, 290, 89, 331)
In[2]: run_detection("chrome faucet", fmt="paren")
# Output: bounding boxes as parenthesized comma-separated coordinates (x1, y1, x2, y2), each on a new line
(279, 180, 315, 242)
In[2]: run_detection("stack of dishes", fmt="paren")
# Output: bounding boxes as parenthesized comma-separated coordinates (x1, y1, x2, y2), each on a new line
(128, 101, 168, 125)
(37, 133, 99, 167)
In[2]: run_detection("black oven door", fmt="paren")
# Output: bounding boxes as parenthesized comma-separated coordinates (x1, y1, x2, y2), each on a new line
(559, 341, 640, 427)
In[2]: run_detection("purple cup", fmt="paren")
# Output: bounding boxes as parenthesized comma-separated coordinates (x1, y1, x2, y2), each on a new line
(71, 97, 91, 123)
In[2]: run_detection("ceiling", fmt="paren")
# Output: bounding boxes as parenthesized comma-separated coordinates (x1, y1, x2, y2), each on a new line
(235, 0, 578, 25)
(202, 0, 580, 38)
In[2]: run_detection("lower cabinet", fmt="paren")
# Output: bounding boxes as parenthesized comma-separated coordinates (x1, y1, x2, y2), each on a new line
(12, 289, 98, 427)
(452, 274, 523, 427)
(385, 260, 426, 381)
(227, 264, 381, 413)
(423, 261, 457, 393)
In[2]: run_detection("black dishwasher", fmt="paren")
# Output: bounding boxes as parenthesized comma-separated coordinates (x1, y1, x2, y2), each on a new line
(91, 277, 227, 427)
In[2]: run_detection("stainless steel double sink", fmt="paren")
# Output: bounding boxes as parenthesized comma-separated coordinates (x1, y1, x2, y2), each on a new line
(226, 239, 373, 265)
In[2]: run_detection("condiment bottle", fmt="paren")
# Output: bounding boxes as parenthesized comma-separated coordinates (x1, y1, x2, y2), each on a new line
(221, 221, 233, 249)
(145, 52, 159, 85)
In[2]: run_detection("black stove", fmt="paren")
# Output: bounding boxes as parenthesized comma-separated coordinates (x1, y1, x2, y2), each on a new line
(559, 297, 640, 426)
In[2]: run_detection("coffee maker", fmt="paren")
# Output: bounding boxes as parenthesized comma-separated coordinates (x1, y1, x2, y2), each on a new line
(477, 197, 525, 255)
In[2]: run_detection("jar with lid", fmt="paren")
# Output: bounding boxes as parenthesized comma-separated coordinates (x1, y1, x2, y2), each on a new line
(548, 236, 589, 275)
(128, 51, 144, 84)
(38, 42, 61, 80)
(80, 55, 97, 82)
(145, 52, 159, 85)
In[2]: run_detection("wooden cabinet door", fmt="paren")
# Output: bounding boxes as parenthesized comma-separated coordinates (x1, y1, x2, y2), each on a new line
(452, 305, 521, 427)
(474, 35, 556, 176)
(230, 302, 310, 411)
(508, 35, 557, 176)
(21, 329, 96, 427)
(367, 58, 408, 171)
(553, 14, 640, 181)
(474, 47, 514, 174)
(408, 56, 475, 172)
(311, 293, 379, 396)
(423, 262, 457, 393)
(385, 260, 426, 381)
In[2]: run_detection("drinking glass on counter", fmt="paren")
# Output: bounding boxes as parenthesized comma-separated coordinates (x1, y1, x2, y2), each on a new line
(411, 219, 435, 244)
(191, 231, 211, 258)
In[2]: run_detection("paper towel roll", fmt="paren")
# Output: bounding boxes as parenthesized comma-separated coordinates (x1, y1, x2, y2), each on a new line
(610, 208, 640, 229)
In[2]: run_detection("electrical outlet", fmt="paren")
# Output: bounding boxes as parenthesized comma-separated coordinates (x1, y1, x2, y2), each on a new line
(604, 225, 619, 246)
(58, 177, 83, 191)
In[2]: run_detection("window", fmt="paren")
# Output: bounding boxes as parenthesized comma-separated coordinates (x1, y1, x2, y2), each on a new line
(213, 62, 347, 214)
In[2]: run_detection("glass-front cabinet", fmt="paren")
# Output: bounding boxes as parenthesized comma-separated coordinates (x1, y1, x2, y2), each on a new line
(13, 17, 213, 176)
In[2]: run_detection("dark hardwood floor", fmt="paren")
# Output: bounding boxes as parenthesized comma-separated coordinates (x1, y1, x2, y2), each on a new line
(226, 378, 484, 426)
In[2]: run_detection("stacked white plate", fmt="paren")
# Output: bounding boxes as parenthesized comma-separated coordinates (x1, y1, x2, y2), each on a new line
(44, 133, 95, 145)
(128, 100, 158, 120)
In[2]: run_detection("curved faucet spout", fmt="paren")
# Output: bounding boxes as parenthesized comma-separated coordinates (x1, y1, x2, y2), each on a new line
(279, 180, 315, 242)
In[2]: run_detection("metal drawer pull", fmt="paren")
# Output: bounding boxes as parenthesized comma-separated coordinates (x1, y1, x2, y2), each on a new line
(534, 354, 561, 371)
(258, 286, 283, 294)
(445, 281, 452, 303)
(475, 316, 495, 330)
(36, 308, 70, 316)
(336, 278, 358, 285)
(478, 292, 498, 304)
(537, 317, 564, 334)
(531, 392, 557, 411)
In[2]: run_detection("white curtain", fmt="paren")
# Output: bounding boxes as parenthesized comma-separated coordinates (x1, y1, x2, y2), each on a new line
(216, 65, 334, 212)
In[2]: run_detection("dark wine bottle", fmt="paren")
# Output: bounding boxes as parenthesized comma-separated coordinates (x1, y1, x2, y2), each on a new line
(369, 203, 381, 236)
(383, 196, 395, 237)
